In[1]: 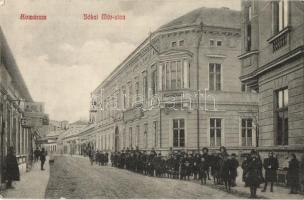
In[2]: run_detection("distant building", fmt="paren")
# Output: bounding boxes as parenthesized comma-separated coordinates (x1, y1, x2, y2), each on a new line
(56, 120, 88, 155)
(83, 7, 258, 155)
(239, 0, 304, 161)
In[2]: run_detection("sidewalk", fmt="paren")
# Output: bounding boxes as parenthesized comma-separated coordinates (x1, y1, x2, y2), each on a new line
(194, 167, 304, 199)
(2, 160, 50, 199)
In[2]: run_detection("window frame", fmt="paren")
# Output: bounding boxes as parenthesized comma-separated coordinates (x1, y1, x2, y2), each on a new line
(209, 118, 222, 147)
(208, 63, 222, 91)
(172, 119, 185, 148)
(241, 118, 253, 146)
(275, 87, 288, 146)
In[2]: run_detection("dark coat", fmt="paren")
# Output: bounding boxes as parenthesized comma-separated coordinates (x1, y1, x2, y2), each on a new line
(245, 158, 262, 187)
(242, 158, 250, 182)
(229, 158, 239, 179)
(263, 157, 278, 182)
(4, 154, 20, 181)
(40, 150, 47, 162)
(287, 158, 300, 187)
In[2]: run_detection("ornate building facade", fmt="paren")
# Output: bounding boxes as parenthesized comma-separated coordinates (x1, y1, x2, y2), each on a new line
(239, 0, 304, 161)
(86, 7, 258, 155)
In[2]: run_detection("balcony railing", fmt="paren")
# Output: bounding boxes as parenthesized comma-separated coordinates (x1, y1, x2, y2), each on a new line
(267, 27, 291, 53)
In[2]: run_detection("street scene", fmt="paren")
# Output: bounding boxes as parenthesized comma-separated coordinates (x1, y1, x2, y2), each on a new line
(0, 0, 304, 199)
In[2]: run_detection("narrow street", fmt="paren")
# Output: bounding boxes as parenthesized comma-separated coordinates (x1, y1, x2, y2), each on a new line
(45, 156, 240, 199)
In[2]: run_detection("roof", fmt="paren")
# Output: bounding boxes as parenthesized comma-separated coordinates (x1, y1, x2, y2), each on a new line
(0, 26, 33, 101)
(158, 7, 240, 31)
(93, 7, 240, 93)
(71, 120, 88, 125)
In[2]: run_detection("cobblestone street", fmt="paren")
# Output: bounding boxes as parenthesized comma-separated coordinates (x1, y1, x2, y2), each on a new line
(45, 156, 240, 199)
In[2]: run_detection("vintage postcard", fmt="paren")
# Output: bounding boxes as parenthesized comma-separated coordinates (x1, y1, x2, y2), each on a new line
(0, 0, 303, 199)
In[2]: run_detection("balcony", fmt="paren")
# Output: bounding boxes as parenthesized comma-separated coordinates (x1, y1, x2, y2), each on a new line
(267, 27, 291, 53)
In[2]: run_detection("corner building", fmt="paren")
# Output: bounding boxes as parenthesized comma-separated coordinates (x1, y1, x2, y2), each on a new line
(89, 7, 258, 155)
(239, 0, 304, 161)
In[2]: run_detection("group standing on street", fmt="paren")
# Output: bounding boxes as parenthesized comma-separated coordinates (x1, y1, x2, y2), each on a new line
(86, 146, 304, 199)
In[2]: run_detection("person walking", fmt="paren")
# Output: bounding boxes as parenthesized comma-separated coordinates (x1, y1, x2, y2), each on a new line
(245, 151, 262, 199)
(40, 148, 47, 170)
(34, 147, 40, 162)
(262, 151, 278, 192)
(4, 146, 20, 189)
(287, 154, 300, 194)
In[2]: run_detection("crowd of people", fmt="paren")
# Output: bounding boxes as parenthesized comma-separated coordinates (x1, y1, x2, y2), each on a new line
(88, 146, 304, 198)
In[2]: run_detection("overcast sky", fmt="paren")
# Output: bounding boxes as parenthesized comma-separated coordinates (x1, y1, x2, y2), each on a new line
(0, 0, 240, 122)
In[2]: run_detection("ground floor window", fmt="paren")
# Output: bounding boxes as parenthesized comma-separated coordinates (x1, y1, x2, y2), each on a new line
(241, 118, 253, 146)
(210, 118, 222, 146)
(173, 119, 185, 148)
(276, 88, 288, 145)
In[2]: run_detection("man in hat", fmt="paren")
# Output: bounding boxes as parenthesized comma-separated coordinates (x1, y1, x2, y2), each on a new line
(262, 151, 278, 192)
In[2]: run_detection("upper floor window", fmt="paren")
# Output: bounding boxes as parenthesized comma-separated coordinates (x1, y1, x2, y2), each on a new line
(210, 39, 215, 47)
(129, 127, 133, 148)
(179, 40, 184, 46)
(272, 0, 289, 34)
(171, 41, 177, 47)
(122, 87, 126, 109)
(135, 81, 139, 101)
(128, 82, 133, 108)
(151, 69, 157, 95)
(209, 63, 221, 91)
(276, 88, 288, 145)
(143, 73, 148, 102)
(173, 119, 185, 148)
(217, 40, 222, 47)
(161, 59, 190, 90)
(248, 5, 252, 22)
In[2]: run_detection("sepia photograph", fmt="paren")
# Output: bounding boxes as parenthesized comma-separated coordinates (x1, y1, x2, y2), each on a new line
(0, 0, 303, 199)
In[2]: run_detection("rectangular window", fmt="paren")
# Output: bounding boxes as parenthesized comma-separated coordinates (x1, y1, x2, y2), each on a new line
(210, 39, 215, 47)
(177, 61, 182, 89)
(153, 121, 158, 147)
(143, 75, 148, 102)
(166, 62, 170, 89)
(135, 81, 139, 101)
(179, 40, 184, 46)
(217, 40, 222, 47)
(161, 59, 190, 90)
(171, 61, 177, 89)
(161, 63, 166, 90)
(129, 127, 133, 148)
(209, 63, 221, 91)
(210, 118, 222, 147)
(273, 0, 289, 34)
(136, 125, 140, 148)
(173, 119, 185, 148)
(128, 83, 133, 108)
(151, 69, 157, 95)
(171, 41, 177, 47)
(144, 123, 148, 149)
(276, 88, 288, 145)
(241, 118, 253, 146)
(246, 5, 252, 52)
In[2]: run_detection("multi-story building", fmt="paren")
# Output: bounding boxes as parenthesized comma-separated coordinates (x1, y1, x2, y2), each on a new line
(87, 7, 258, 155)
(239, 0, 304, 161)
(0, 27, 47, 186)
